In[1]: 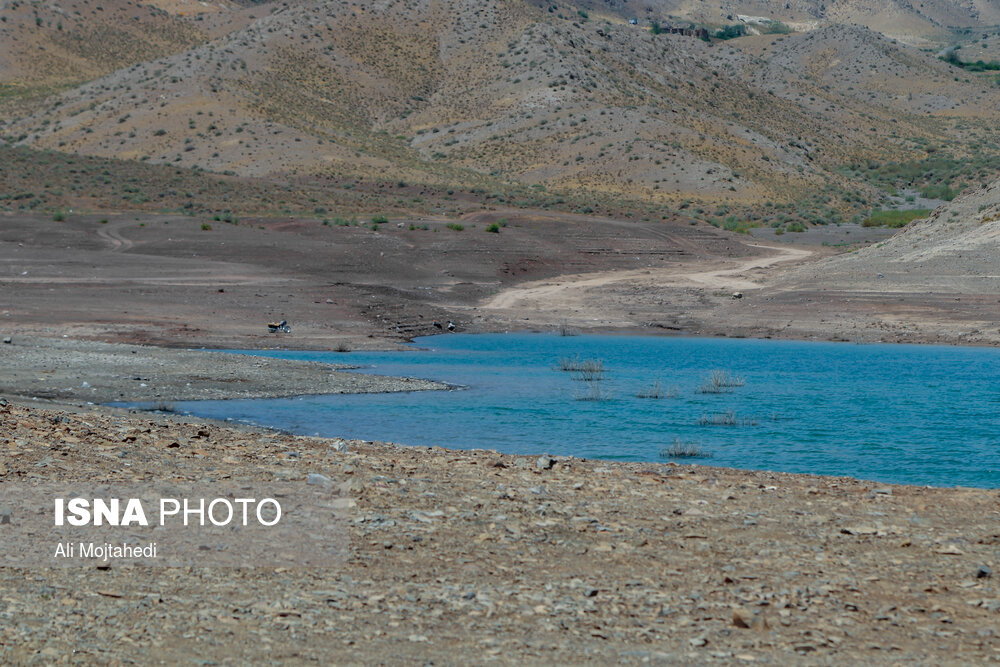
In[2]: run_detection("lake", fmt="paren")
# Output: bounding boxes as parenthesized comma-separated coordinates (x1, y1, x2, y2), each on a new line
(157, 334, 1000, 488)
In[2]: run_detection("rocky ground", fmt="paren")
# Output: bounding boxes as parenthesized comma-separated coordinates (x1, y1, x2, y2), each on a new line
(0, 337, 445, 404)
(1, 400, 999, 664)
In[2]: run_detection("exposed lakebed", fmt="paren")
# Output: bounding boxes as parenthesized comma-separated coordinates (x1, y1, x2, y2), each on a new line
(153, 334, 1000, 488)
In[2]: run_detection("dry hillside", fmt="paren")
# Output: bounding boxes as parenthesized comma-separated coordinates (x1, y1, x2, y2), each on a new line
(4, 0, 999, 219)
(561, 0, 1000, 43)
(0, 0, 206, 96)
(787, 175, 1000, 293)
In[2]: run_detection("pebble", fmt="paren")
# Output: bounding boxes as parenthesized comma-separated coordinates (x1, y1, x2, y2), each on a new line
(3, 400, 1000, 663)
(732, 607, 769, 630)
(307, 473, 334, 487)
(535, 455, 554, 470)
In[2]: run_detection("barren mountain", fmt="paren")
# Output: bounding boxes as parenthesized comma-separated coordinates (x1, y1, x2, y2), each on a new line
(788, 175, 1000, 293)
(561, 0, 1000, 43)
(690, 175, 1000, 346)
(5, 0, 999, 219)
(0, 0, 206, 96)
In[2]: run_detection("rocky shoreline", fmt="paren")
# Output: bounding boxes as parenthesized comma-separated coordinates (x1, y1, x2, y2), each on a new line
(1, 399, 999, 664)
(0, 336, 446, 404)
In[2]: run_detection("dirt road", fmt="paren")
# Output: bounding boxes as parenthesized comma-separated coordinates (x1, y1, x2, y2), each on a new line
(0, 209, 755, 347)
(480, 243, 812, 323)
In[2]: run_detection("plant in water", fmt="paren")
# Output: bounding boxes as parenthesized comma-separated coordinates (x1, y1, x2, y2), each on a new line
(574, 383, 613, 402)
(659, 438, 711, 458)
(572, 367, 605, 382)
(696, 370, 745, 394)
(697, 410, 757, 426)
(636, 380, 679, 399)
(556, 356, 604, 373)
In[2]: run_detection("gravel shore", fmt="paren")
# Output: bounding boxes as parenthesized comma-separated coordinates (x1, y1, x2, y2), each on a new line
(0, 337, 446, 404)
(2, 401, 999, 664)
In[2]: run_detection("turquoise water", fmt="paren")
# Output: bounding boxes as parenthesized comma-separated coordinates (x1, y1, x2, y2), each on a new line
(161, 334, 1000, 488)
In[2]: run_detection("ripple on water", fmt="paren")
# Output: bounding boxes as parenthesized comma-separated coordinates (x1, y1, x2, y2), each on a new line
(127, 334, 1000, 488)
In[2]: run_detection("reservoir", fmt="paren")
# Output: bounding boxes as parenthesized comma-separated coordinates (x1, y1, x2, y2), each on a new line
(160, 334, 1000, 488)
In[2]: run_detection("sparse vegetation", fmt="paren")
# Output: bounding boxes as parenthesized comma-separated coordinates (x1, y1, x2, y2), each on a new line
(659, 438, 711, 458)
(714, 25, 746, 40)
(941, 48, 1000, 72)
(636, 381, 679, 399)
(863, 209, 930, 228)
(573, 383, 613, 402)
(697, 410, 757, 427)
(446, 223, 465, 232)
(556, 356, 603, 373)
(760, 20, 793, 35)
(696, 370, 745, 394)
(572, 367, 606, 382)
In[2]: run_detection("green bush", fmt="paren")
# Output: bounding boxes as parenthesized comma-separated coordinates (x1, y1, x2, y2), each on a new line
(715, 24, 746, 40)
(485, 223, 500, 233)
(761, 20, 792, 34)
(862, 209, 930, 228)
(920, 184, 958, 201)
(446, 223, 465, 231)
(371, 214, 389, 224)
(52, 212, 65, 222)
(201, 223, 212, 231)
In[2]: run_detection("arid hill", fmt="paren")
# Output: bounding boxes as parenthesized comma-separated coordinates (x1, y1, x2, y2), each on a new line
(694, 175, 1000, 346)
(0, 0, 206, 96)
(562, 0, 1000, 44)
(788, 175, 1000, 293)
(4, 0, 999, 218)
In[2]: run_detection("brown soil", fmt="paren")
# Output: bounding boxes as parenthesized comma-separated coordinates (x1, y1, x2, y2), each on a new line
(4, 199, 998, 349)
(0, 208, 759, 349)
(3, 400, 999, 664)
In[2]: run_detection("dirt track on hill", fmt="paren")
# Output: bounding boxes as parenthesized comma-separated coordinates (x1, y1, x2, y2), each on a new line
(0, 209, 761, 348)
(2, 206, 998, 349)
(482, 243, 813, 314)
